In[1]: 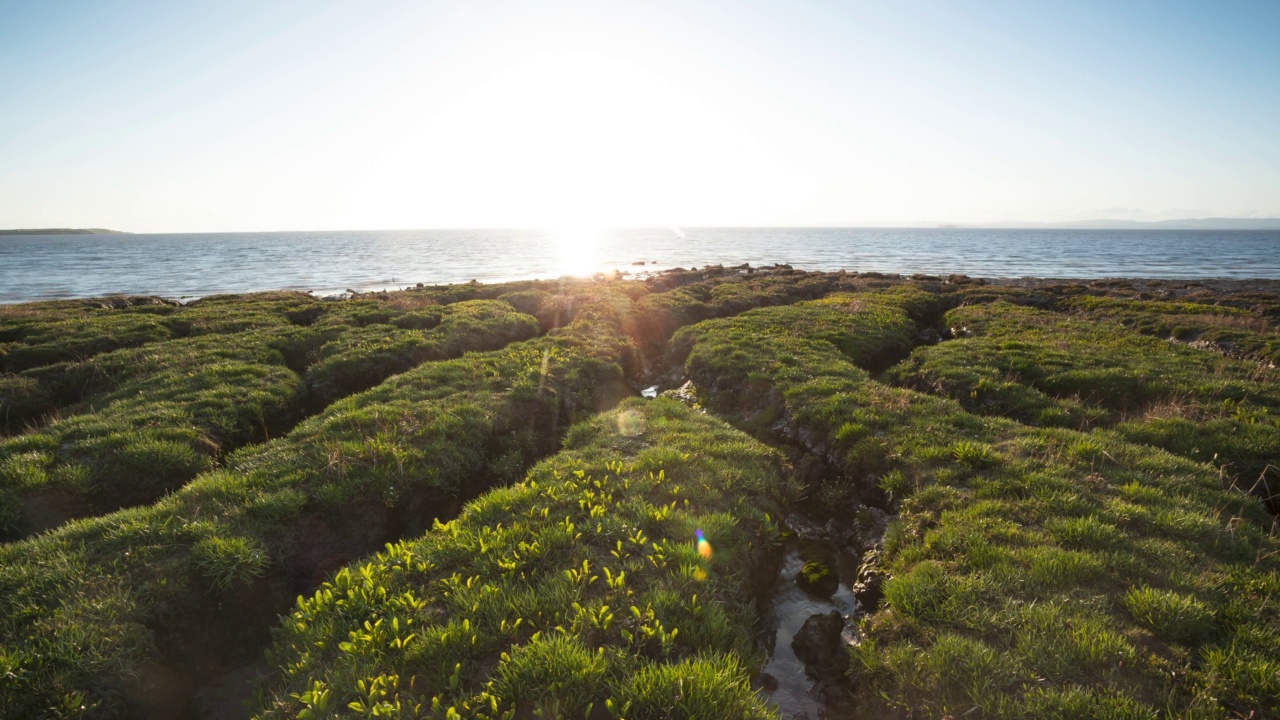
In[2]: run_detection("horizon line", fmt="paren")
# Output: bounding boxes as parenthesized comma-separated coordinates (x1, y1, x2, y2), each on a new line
(7, 218, 1280, 235)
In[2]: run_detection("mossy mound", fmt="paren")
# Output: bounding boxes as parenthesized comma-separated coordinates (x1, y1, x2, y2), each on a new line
(0, 271, 1276, 719)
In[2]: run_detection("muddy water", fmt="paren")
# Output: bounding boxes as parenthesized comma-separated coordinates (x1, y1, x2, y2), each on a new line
(758, 545, 858, 719)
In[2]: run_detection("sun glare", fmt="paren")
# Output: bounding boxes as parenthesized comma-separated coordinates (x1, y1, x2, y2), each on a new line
(552, 224, 601, 277)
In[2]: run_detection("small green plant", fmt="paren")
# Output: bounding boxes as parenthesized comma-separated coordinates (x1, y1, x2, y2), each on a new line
(798, 559, 838, 597)
(1121, 586, 1215, 645)
(191, 536, 270, 591)
(1045, 515, 1124, 550)
(950, 440, 996, 466)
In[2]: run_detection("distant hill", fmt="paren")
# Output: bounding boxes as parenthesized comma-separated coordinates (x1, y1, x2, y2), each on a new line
(1056, 218, 1280, 230)
(0, 228, 129, 235)
(953, 218, 1280, 230)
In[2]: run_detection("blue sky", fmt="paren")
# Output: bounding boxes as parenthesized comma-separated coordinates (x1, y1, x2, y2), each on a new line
(1, 0, 1277, 231)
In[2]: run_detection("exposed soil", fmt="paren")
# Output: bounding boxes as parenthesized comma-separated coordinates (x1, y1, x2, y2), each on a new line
(118, 488, 468, 719)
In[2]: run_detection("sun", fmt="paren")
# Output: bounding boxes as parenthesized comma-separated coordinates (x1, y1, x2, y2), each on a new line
(551, 224, 602, 278)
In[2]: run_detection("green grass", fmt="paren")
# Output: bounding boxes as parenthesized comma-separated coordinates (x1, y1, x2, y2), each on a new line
(252, 398, 798, 720)
(1, 284, 607, 432)
(669, 290, 1280, 718)
(1065, 294, 1280, 365)
(669, 286, 936, 459)
(0, 292, 321, 432)
(0, 300, 540, 540)
(0, 292, 326, 376)
(0, 296, 630, 718)
(302, 299, 539, 407)
(0, 308, 176, 373)
(625, 268, 858, 363)
(886, 301, 1280, 509)
(0, 273, 1277, 720)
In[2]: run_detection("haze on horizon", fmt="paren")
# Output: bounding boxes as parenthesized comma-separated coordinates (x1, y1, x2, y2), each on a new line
(1, 0, 1278, 234)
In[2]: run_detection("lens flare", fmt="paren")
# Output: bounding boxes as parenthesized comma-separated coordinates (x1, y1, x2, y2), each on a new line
(696, 529, 713, 559)
(616, 409, 644, 437)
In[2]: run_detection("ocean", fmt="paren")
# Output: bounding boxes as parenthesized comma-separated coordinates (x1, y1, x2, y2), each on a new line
(2, 227, 1279, 303)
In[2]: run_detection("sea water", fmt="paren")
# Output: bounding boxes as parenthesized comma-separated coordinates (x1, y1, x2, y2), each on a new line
(2, 227, 1279, 303)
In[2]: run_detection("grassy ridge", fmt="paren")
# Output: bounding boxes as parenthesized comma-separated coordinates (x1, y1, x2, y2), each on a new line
(253, 398, 798, 720)
(1, 273, 1276, 720)
(0, 292, 322, 432)
(0, 292, 325, 376)
(625, 269, 855, 365)
(0, 284, 590, 431)
(1065, 294, 1280, 365)
(0, 300, 539, 539)
(671, 291, 1279, 717)
(887, 301, 1280, 508)
(0, 297, 629, 718)
(669, 288, 935, 509)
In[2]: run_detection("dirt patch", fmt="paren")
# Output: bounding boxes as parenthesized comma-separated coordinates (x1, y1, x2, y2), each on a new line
(14, 486, 87, 539)
(126, 489, 466, 720)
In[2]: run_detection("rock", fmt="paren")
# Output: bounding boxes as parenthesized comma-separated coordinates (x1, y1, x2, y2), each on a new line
(98, 295, 176, 310)
(852, 546, 886, 611)
(791, 611, 849, 678)
(797, 559, 839, 597)
(839, 506, 889, 554)
(659, 380, 699, 406)
(916, 328, 940, 345)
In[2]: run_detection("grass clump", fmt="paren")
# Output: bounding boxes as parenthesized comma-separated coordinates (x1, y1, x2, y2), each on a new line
(887, 301, 1280, 508)
(252, 398, 796, 720)
(670, 289, 1280, 718)
(0, 299, 540, 540)
(302, 299, 539, 407)
(0, 292, 327, 377)
(0, 295, 631, 718)
(1066, 294, 1280, 365)
(669, 287, 938, 509)
(950, 440, 997, 467)
(0, 308, 175, 373)
(626, 268, 856, 362)
(191, 535, 271, 591)
(1120, 586, 1215, 645)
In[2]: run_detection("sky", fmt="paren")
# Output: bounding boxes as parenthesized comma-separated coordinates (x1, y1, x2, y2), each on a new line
(1, 0, 1277, 232)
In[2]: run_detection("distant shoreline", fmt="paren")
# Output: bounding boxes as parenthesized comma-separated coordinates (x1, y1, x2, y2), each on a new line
(0, 228, 129, 236)
(4, 269, 1280, 307)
